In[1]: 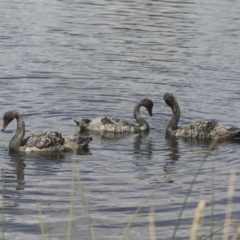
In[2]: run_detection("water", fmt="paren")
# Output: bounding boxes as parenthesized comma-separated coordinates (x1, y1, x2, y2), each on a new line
(1, 0, 240, 239)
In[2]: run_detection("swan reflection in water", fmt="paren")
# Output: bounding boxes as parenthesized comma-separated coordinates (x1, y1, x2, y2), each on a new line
(4, 151, 26, 192)
(165, 137, 180, 161)
(5, 144, 92, 193)
(80, 131, 131, 142)
(163, 135, 220, 176)
(133, 131, 153, 162)
(163, 137, 180, 175)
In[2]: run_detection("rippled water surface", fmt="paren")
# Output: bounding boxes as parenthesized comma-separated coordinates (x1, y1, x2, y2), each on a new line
(1, 0, 240, 239)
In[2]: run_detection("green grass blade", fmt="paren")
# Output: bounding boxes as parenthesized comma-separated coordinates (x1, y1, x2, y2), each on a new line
(171, 139, 218, 240)
(1, 171, 5, 240)
(120, 139, 218, 240)
(67, 139, 78, 240)
(38, 204, 46, 240)
(120, 175, 171, 240)
(75, 168, 96, 240)
(201, 219, 237, 240)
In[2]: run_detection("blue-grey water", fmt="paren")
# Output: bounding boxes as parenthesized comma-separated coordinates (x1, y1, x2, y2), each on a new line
(1, 0, 240, 239)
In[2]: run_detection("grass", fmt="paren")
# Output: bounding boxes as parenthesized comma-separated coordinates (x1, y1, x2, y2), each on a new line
(189, 170, 237, 240)
(190, 200, 206, 240)
(38, 204, 46, 240)
(148, 208, 156, 240)
(1, 170, 5, 240)
(66, 141, 77, 240)
(32, 138, 240, 239)
(119, 139, 218, 240)
(68, 135, 95, 240)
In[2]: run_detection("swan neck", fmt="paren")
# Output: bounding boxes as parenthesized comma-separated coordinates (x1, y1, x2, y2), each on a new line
(166, 98, 180, 134)
(9, 112, 25, 151)
(134, 101, 149, 131)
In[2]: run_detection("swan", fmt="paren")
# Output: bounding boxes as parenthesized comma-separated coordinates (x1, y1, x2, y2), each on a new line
(164, 93, 240, 140)
(1, 110, 92, 152)
(74, 98, 153, 133)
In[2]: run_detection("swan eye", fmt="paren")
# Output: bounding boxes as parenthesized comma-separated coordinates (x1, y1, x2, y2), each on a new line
(166, 99, 172, 105)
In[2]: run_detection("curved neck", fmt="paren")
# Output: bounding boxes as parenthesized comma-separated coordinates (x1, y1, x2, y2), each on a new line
(134, 101, 149, 131)
(166, 98, 180, 135)
(9, 112, 25, 151)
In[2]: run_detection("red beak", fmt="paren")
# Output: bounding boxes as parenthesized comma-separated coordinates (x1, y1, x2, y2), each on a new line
(171, 106, 176, 112)
(1, 121, 8, 131)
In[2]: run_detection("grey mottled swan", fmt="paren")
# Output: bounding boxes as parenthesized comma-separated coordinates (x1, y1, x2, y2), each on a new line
(164, 93, 240, 140)
(74, 98, 153, 133)
(1, 110, 92, 152)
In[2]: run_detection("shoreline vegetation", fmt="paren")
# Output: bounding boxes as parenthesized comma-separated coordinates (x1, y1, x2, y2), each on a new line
(2, 138, 239, 240)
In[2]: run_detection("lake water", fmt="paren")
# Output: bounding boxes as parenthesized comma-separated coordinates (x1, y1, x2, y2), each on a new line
(1, 0, 240, 239)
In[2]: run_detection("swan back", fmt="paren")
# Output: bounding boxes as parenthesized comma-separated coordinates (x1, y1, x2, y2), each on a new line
(76, 117, 145, 132)
(24, 131, 64, 149)
(176, 120, 218, 139)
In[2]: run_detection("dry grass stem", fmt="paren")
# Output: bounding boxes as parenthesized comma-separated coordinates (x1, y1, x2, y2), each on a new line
(222, 170, 236, 240)
(148, 208, 156, 240)
(232, 226, 240, 240)
(190, 200, 206, 240)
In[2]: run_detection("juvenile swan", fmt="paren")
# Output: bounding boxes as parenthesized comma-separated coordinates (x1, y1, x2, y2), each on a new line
(74, 98, 153, 133)
(1, 110, 92, 152)
(164, 93, 240, 140)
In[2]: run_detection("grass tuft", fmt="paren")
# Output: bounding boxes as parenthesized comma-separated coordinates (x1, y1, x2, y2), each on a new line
(172, 139, 218, 240)
(34, 137, 240, 240)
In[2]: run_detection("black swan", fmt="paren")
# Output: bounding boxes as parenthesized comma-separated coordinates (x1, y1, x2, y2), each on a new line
(1, 110, 92, 152)
(74, 98, 153, 133)
(164, 93, 240, 140)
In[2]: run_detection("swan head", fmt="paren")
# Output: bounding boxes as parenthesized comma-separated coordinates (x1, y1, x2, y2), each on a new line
(141, 98, 153, 117)
(164, 93, 177, 112)
(1, 110, 18, 131)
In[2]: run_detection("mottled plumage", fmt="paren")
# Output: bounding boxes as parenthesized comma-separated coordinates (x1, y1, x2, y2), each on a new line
(74, 98, 153, 133)
(164, 93, 240, 140)
(23, 132, 64, 149)
(1, 110, 92, 152)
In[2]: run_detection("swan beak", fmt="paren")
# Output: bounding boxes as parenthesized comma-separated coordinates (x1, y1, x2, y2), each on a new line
(147, 108, 153, 117)
(74, 120, 79, 126)
(1, 121, 8, 131)
(148, 110, 153, 117)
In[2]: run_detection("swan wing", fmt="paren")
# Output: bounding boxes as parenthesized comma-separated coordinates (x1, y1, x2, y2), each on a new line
(24, 131, 64, 149)
(100, 117, 133, 126)
(177, 120, 218, 138)
(76, 116, 140, 132)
